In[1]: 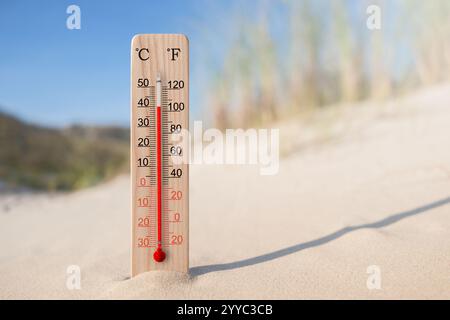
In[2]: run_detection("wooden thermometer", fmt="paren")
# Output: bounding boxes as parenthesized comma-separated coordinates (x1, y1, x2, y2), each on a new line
(131, 34, 189, 276)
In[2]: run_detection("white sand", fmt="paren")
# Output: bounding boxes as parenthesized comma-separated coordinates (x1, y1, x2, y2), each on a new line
(1, 85, 450, 299)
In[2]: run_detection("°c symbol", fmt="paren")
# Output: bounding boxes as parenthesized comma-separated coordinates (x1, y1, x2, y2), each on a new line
(138, 48, 149, 61)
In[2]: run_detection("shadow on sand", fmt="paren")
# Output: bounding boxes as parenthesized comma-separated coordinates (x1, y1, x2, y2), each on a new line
(190, 196, 450, 277)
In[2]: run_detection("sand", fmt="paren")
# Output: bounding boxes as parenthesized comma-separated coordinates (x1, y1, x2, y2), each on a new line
(1, 85, 450, 299)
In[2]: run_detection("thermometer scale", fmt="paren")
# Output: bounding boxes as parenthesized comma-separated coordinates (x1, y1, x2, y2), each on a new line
(131, 34, 189, 276)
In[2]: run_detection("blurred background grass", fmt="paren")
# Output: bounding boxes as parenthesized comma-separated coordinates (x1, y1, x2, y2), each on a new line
(1, 0, 450, 190)
(204, 0, 450, 129)
(0, 112, 129, 191)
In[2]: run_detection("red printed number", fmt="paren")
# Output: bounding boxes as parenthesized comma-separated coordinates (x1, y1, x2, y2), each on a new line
(138, 217, 151, 227)
(171, 235, 183, 245)
(170, 191, 182, 200)
(137, 237, 151, 247)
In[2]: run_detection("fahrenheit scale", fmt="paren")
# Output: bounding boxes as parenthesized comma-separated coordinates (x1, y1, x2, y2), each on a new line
(131, 34, 189, 276)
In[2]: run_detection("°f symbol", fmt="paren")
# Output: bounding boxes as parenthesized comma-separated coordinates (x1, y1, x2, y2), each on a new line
(167, 48, 181, 61)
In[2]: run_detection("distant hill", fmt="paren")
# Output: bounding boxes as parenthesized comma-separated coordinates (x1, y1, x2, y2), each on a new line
(0, 111, 129, 191)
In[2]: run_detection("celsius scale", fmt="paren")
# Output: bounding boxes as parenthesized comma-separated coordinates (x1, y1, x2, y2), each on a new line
(130, 34, 189, 276)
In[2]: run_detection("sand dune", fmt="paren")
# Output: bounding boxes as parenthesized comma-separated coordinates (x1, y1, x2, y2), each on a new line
(1, 85, 450, 299)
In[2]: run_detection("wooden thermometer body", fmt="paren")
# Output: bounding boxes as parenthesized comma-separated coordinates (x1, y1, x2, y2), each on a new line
(131, 34, 189, 276)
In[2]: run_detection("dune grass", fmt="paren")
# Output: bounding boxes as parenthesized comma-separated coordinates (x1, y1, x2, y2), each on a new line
(203, 0, 450, 129)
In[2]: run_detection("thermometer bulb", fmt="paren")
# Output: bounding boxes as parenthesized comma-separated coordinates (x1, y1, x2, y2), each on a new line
(153, 247, 166, 262)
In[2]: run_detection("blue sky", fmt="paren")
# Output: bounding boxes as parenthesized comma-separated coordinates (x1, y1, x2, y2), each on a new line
(0, 1, 408, 127)
(0, 0, 223, 127)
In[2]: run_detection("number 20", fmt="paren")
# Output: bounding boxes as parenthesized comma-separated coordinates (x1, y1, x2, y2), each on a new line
(171, 235, 183, 245)
(170, 191, 182, 200)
